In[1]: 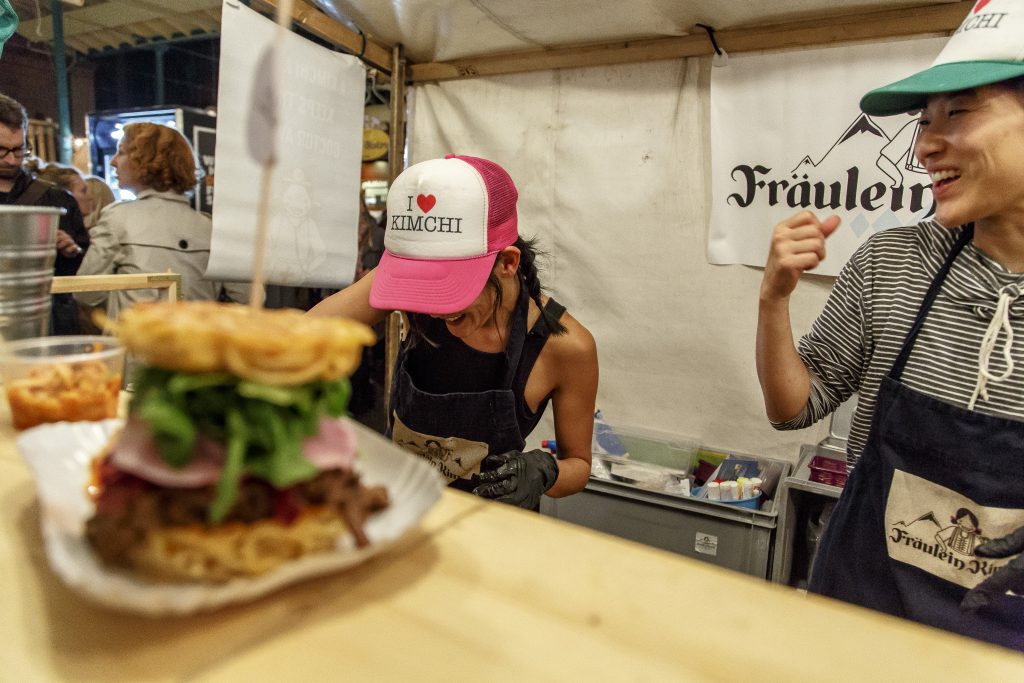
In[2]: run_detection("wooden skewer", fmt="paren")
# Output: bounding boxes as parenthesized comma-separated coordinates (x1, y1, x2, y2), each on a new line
(249, 0, 295, 311)
(249, 165, 273, 311)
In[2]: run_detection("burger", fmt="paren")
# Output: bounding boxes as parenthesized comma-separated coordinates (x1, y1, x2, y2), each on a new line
(84, 301, 387, 582)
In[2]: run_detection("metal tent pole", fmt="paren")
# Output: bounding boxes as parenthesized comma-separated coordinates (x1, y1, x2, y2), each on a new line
(384, 43, 406, 421)
(49, 0, 72, 164)
(153, 43, 168, 105)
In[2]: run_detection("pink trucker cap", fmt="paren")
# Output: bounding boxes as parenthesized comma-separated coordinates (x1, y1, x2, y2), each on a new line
(370, 155, 519, 314)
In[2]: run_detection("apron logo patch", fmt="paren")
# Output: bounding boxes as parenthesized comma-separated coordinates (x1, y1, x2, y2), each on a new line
(391, 413, 488, 483)
(885, 470, 1023, 588)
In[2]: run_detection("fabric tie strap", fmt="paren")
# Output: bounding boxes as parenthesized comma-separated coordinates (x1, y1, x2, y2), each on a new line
(969, 283, 1020, 410)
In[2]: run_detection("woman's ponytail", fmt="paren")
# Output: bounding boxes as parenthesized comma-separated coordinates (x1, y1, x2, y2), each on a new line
(515, 236, 567, 336)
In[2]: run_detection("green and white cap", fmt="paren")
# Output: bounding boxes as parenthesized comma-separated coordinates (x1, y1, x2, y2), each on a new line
(860, 0, 1024, 116)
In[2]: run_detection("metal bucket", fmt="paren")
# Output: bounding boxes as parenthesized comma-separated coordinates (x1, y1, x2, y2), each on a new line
(0, 206, 64, 341)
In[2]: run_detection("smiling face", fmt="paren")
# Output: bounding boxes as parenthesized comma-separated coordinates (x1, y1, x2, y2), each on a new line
(428, 247, 521, 341)
(914, 83, 1024, 231)
(431, 279, 501, 338)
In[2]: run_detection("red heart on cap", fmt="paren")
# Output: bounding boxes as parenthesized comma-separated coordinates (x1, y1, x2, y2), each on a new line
(974, 0, 990, 12)
(416, 194, 436, 213)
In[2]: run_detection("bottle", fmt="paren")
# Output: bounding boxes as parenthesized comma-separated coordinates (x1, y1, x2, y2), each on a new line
(592, 410, 629, 457)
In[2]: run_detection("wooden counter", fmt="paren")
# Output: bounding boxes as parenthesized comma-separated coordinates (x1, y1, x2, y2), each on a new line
(1, 409, 1022, 681)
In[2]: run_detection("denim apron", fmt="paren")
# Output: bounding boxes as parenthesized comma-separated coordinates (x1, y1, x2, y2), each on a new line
(809, 225, 1024, 650)
(388, 290, 530, 493)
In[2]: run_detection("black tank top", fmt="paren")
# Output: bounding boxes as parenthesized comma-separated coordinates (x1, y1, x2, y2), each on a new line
(405, 288, 566, 440)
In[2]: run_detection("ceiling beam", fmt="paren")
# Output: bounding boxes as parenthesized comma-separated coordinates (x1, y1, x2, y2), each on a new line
(408, 0, 972, 83)
(252, 0, 392, 74)
(18, 0, 221, 40)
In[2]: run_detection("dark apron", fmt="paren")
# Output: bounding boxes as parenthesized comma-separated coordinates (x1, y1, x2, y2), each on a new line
(387, 290, 529, 493)
(809, 225, 1024, 650)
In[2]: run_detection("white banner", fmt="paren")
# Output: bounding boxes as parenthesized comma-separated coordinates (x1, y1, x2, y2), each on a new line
(207, 0, 365, 287)
(708, 38, 946, 276)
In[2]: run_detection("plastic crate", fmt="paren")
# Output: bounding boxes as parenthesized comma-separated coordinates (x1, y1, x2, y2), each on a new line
(808, 455, 847, 488)
(542, 422, 793, 579)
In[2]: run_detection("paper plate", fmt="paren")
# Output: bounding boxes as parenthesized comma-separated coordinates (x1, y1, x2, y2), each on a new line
(16, 417, 444, 616)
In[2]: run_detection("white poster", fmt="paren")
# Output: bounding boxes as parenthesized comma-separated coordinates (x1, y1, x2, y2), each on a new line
(708, 37, 945, 276)
(208, 0, 365, 287)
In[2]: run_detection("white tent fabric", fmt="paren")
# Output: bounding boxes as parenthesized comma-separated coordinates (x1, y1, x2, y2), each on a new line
(408, 58, 836, 460)
(313, 0, 956, 62)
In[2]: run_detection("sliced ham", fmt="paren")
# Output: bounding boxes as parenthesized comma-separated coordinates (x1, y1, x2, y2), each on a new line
(109, 417, 358, 488)
(301, 418, 358, 472)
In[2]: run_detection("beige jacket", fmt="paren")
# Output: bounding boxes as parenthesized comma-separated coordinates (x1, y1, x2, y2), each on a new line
(75, 190, 251, 319)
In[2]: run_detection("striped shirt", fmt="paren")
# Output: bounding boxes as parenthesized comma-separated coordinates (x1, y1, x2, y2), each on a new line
(773, 221, 1024, 472)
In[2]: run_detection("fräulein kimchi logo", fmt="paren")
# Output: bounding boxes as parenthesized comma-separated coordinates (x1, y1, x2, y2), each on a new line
(726, 112, 935, 236)
(890, 506, 1002, 578)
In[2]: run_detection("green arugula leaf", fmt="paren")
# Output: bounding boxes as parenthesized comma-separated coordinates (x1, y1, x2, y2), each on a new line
(322, 379, 351, 416)
(137, 399, 196, 468)
(245, 409, 317, 487)
(209, 408, 248, 524)
(237, 381, 313, 409)
(168, 372, 235, 394)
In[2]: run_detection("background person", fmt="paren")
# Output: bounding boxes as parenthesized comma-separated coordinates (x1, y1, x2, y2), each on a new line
(755, 0, 1024, 650)
(79, 174, 116, 332)
(84, 175, 116, 229)
(345, 190, 387, 431)
(0, 93, 89, 335)
(310, 155, 598, 510)
(75, 122, 251, 320)
(30, 163, 118, 333)
(30, 160, 94, 221)
(29, 161, 101, 333)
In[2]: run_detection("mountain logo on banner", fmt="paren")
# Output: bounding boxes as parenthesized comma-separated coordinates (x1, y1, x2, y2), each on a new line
(725, 110, 933, 236)
(791, 114, 887, 172)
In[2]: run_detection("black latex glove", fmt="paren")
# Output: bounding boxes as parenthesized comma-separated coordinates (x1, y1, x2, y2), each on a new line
(472, 450, 559, 510)
(960, 526, 1024, 612)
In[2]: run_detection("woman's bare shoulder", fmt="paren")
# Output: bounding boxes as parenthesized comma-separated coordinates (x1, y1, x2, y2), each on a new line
(547, 309, 597, 361)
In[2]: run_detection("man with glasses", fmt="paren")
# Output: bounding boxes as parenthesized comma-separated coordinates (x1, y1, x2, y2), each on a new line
(0, 92, 89, 334)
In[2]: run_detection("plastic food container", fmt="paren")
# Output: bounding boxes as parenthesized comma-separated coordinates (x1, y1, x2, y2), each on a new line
(808, 455, 848, 488)
(612, 424, 699, 473)
(0, 335, 125, 430)
(590, 453, 691, 495)
(717, 495, 760, 510)
(691, 486, 761, 509)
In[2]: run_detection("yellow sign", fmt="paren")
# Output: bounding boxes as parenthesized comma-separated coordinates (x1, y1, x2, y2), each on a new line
(362, 128, 389, 162)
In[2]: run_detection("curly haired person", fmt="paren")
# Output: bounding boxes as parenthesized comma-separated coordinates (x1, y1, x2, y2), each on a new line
(75, 122, 251, 319)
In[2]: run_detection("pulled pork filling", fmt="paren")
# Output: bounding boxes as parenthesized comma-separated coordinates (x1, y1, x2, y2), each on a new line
(85, 456, 389, 568)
